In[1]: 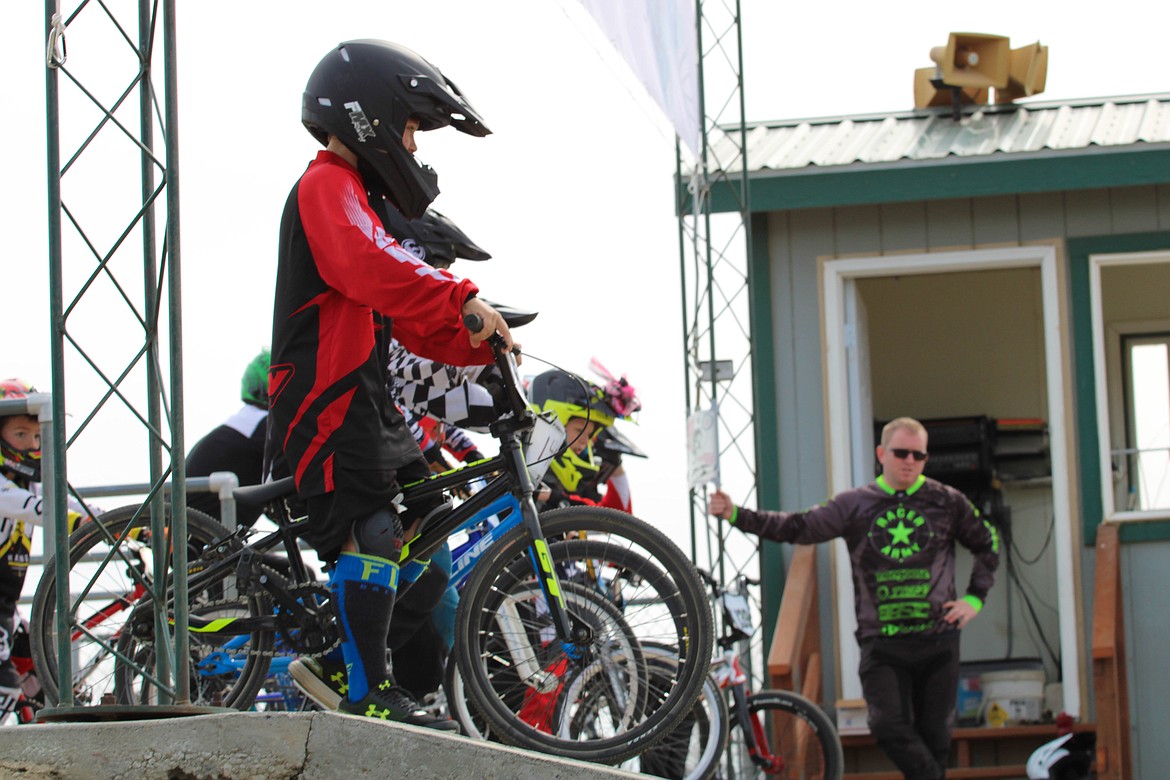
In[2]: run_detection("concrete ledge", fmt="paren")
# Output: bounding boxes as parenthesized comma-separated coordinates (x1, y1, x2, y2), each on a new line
(0, 711, 643, 779)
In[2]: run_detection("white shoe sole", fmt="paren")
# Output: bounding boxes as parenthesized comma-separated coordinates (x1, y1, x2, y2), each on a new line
(288, 658, 343, 711)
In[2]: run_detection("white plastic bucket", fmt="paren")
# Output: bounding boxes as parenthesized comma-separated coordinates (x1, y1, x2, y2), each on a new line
(981, 669, 1045, 726)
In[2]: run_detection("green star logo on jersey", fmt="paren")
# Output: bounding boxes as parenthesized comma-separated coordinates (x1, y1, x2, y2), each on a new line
(869, 505, 932, 561)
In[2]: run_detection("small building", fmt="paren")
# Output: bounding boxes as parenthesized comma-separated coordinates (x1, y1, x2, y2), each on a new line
(709, 92, 1170, 776)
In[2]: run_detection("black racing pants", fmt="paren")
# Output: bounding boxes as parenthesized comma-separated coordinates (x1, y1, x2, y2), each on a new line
(302, 456, 442, 564)
(858, 631, 961, 780)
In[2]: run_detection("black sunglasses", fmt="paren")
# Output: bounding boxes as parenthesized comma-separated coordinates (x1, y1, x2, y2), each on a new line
(889, 448, 928, 462)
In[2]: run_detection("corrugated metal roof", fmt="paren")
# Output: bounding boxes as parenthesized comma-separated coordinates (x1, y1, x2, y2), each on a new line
(713, 93, 1170, 174)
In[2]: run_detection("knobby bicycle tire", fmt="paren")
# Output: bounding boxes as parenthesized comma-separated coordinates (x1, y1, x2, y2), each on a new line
(725, 689, 844, 780)
(454, 506, 714, 765)
(443, 657, 489, 740)
(445, 578, 644, 742)
(617, 644, 727, 780)
(30, 504, 274, 709)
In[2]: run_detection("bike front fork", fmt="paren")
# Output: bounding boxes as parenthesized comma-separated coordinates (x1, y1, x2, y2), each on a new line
(734, 684, 786, 774)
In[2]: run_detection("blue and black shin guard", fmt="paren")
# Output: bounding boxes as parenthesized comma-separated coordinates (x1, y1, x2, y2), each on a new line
(330, 551, 399, 702)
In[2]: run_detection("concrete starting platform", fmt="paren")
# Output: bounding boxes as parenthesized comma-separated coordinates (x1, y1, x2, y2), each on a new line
(0, 710, 644, 779)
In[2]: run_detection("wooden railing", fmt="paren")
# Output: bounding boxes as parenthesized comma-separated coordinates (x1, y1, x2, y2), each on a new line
(1091, 523, 1133, 780)
(767, 543, 822, 704)
(766, 543, 824, 771)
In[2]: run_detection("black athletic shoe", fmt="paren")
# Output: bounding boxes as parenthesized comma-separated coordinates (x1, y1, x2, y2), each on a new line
(289, 656, 347, 710)
(339, 678, 461, 732)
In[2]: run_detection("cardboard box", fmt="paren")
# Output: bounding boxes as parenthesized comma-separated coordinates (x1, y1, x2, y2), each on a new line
(836, 698, 869, 735)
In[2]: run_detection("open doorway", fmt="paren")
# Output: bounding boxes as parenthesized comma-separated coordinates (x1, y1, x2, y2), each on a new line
(821, 245, 1083, 717)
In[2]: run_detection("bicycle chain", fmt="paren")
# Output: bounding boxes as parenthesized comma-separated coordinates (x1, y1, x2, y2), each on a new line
(251, 562, 339, 657)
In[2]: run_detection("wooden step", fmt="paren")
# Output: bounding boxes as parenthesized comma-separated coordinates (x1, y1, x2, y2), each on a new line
(839, 723, 1095, 780)
(844, 766, 1028, 780)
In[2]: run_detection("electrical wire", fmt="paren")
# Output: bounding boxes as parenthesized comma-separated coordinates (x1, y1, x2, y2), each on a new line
(1001, 517, 1062, 675)
(1011, 511, 1055, 566)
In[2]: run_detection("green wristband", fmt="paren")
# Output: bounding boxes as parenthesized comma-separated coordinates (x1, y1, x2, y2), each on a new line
(961, 594, 983, 613)
(728, 505, 739, 524)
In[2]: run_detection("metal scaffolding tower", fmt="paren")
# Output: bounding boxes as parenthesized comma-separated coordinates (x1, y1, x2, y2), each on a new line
(42, 0, 197, 712)
(680, 0, 774, 685)
(38, 0, 771, 716)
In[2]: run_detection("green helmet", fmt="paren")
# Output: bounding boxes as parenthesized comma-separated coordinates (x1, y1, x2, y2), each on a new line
(241, 349, 271, 408)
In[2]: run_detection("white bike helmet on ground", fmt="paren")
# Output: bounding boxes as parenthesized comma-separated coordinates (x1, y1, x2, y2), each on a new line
(1026, 732, 1095, 780)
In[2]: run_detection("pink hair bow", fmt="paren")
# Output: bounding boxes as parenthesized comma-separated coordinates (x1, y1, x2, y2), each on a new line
(589, 357, 642, 418)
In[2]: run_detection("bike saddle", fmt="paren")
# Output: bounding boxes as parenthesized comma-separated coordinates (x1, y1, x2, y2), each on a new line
(233, 476, 296, 507)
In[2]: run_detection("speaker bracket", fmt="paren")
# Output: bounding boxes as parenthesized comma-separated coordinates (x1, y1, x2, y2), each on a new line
(931, 78, 967, 122)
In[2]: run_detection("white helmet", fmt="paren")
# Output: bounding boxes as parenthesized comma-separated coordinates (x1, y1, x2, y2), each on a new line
(1026, 733, 1094, 780)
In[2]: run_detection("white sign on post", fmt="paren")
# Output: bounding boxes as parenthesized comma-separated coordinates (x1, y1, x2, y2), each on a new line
(686, 407, 719, 489)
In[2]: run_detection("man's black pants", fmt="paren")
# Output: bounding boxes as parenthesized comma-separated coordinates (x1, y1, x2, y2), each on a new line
(858, 631, 961, 780)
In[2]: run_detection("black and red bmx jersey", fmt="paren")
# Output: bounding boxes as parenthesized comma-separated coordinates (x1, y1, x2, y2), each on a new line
(269, 150, 493, 499)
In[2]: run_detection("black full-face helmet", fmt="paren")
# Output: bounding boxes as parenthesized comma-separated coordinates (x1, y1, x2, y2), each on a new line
(302, 39, 490, 219)
(379, 206, 492, 268)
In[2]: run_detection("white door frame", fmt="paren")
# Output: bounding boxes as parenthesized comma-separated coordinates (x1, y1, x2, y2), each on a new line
(821, 244, 1082, 716)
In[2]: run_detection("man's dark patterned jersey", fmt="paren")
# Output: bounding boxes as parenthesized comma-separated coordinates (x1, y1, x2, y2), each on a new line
(268, 151, 492, 497)
(732, 475, 1000, 640)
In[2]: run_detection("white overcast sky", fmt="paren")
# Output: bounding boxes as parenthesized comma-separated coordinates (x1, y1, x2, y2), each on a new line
(6, 0, 1168, 543)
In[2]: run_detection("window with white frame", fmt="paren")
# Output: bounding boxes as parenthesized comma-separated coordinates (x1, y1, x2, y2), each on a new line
(1091, 250, 1170, 522)
(1120, 334, 1170, 512)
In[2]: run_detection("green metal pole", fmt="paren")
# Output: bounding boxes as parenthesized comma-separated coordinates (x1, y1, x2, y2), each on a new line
(139, 0, 175, 704)
(162, 0, 191, 705)
(693, 1, 724, 587)
(44, 1, 74, 709)
(677, 136, 697, 563)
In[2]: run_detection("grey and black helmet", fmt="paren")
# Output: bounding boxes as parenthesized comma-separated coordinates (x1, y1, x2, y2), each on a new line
(377, 204, 538, 328)
(379, 206, 491, 267)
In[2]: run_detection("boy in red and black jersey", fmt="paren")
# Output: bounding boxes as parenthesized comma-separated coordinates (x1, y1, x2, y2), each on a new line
(270, 40, 510, 728)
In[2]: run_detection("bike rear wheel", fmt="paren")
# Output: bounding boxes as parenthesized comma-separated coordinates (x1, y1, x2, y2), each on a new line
(620, 645, 727, 780)
(30, 504, 274, 709)
(455, 506, 713, 765)
(443, 658, 490, 740)
(725, 689, 843, 780)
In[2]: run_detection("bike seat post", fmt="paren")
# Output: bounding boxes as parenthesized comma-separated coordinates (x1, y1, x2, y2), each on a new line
(272, 498, 313, 585)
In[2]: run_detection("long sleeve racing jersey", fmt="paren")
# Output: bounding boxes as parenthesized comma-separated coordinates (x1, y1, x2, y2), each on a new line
(0, 475, 91, 627)
(269, 151, 494, 497)
(387, 338, 498, 432)
(731, 474, 999, 640)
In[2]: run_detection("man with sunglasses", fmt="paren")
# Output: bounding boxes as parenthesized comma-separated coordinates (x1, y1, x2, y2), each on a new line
(708, 416, 1000, 780)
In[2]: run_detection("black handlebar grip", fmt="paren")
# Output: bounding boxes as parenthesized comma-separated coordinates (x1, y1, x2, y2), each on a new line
(463, 313, 484, 332)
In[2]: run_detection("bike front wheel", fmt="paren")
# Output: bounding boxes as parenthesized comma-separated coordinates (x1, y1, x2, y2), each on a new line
(455, 506, 714, 765)
(447, 578, 645, 743)
(725, 689, 844, 780)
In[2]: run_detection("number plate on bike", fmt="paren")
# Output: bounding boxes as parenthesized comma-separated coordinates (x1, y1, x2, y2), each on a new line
(524, 412, 566, 483)
(722, 591, 754, 636)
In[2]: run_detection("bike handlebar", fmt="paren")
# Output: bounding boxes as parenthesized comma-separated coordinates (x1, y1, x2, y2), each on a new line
(695, 567, 760, 594)
(464, 313, 529, 419)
